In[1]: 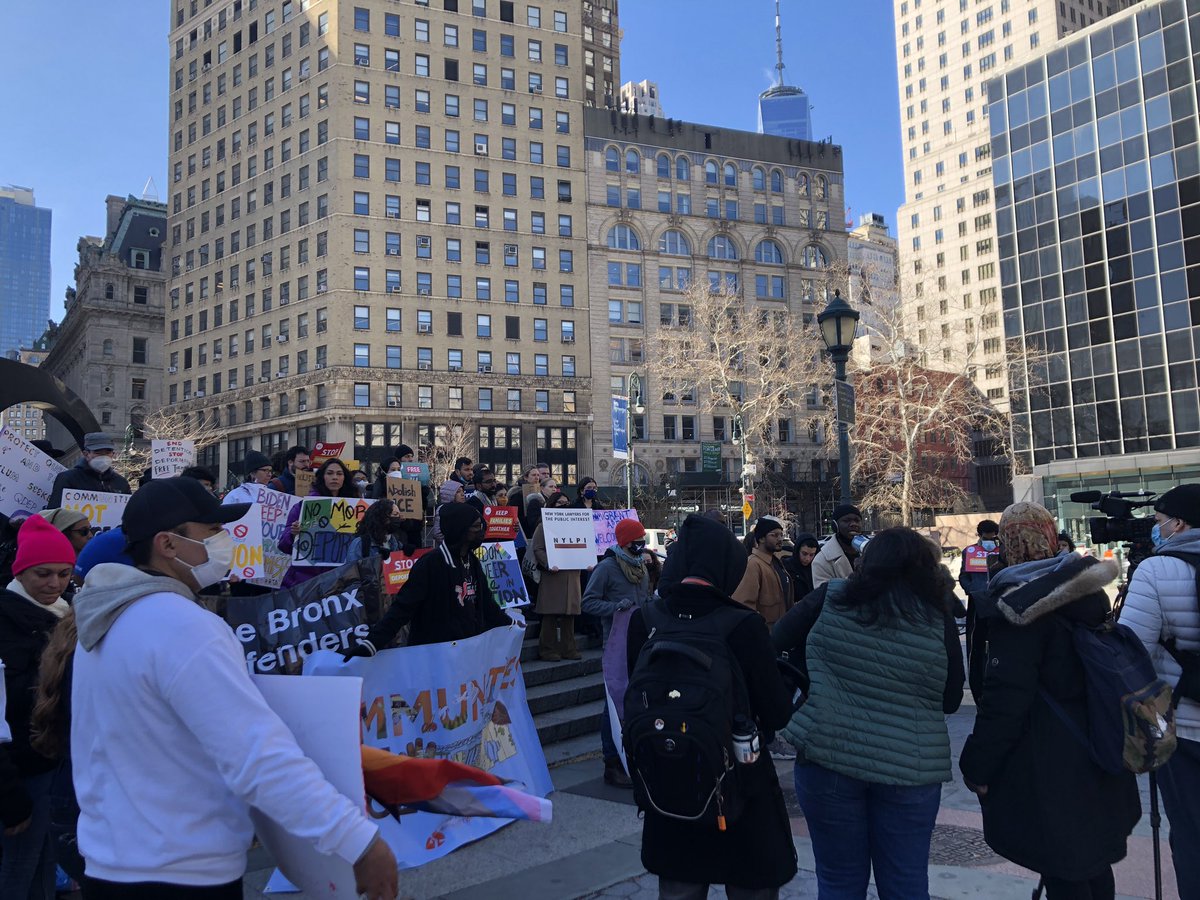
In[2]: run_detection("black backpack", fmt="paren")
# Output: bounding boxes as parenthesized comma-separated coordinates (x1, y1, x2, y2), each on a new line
(622, 599, 754, 831)
(1155, 549, 1200, 704)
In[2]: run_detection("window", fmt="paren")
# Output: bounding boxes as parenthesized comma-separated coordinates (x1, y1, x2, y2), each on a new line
(754, 240, 784, 264)
(132, 338, 148, 365)
(707, 235, 738, 260)
(606, 225, 640, 250)
(478, 388, 493, 411)
(354, 343, 371, 367)
(354, 383, 370, 407)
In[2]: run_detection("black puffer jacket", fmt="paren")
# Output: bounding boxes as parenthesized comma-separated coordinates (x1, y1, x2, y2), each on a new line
(48, 460, 132, 507)
(0, 591, 60, 779)
(959, 554, 1140, 881)
(626, 514, 796, 890)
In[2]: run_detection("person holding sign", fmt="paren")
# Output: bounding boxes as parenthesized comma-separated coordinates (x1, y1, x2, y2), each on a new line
(529, 492, 585, 661)
(222, 451, 276, 506)
(346, 500, 414, 565)
(47, 434, 131, 508)
(343, 503, 510, 655)
(278, 459, 360, 588)
(70, 478, 398, 898)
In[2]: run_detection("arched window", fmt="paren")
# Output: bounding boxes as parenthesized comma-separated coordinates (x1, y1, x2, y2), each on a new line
(802, 244, 828, 268)
(723, 163, 737, 186)
(676, 156, 690, 180)
(605, 147, 619, 172)
(755, 240, 784, 265)
(626, 148, 640, 173)
(102, 339, 114, 357)
(104, 283, 115, 300)
(656, 153, 671, 178)
(607, 224, 641, 250)
(707, 235, 739, 260)
(752, 167, 766, 190)
(770, 169, 784, 192)
(705, 160, 718, 184)
(797, 173, 810, 198)
(815, 175, 828, 200)
(659, 229, 692, 256)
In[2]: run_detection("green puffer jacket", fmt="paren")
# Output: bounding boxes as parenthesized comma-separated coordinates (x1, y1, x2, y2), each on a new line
(784, 595, 952, 785)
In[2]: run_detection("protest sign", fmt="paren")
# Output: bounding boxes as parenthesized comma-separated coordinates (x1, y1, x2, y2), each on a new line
(0, 427, 65, 518)
(226, 559, 380, 674)
(225, 504, 265, 581)
(60, 489, 129, 533)
(151, 439, 195, 478)
(293, 468, 316, 497)
(383, 548, 431, 595)
(481, 505, 519, 541)
(293, 497, 374, 566)
(311, 441, 346, 462)
(385, 475, 422, 520)
(247, 485, 299, 589)
(592, 508, 641, 555)
(475, 541, 529, 609)
(399, 462, 430, 485)
(541, 508, 598, 570)
(304, 625, 553, 869)
(252, 675, 364, 899)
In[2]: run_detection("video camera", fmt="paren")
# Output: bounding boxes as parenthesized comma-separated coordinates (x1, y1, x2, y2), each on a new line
(1069, 489, 1157, 545)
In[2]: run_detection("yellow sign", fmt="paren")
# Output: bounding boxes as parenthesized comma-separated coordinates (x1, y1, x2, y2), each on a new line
(742, 502, 752, 520)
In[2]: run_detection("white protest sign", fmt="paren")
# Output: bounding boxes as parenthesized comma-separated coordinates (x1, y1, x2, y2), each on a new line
(0, 427, 66, 517)
(541, 508, 598, 570)
(60, 489, 129, 533)
(252, 674, 364, 899)
(151, 440, 196, 478)
(593, 508, 640, 555)
(225, 503, 265, 581)
(248, 485, 299, 589)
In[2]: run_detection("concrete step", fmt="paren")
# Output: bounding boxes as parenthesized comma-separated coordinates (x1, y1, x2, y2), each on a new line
(520, 649, 603, 688)
(534, 698, 606, 747)
(520, 632, 600, 663)
(526, 673, 607, 716)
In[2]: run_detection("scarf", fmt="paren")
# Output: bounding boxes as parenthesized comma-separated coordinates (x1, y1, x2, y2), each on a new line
(613, 546, 646, 585)
(998, 501, 1060, 565)
(7, 578, 70, 619)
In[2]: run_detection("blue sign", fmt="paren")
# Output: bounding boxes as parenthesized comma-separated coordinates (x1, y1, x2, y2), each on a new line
(612, 397, 629, 459)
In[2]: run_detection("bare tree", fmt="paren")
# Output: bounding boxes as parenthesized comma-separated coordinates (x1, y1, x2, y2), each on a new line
(418, 418, 476, 488)
(644, 283, 832, 503)
(114, 407, 223, 485)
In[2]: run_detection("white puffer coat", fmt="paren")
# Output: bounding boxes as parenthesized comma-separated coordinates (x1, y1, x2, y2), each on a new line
(1122, 528, 1200, 742)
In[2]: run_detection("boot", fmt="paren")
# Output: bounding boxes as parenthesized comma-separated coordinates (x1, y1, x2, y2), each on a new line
(604, 757, 632, 788)
(561, 616, 581, 660)
(538, 615, 561, 661)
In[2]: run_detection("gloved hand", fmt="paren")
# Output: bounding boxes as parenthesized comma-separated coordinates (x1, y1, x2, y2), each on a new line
(616, 599, 635, 611)
(341, 639, 376, 662)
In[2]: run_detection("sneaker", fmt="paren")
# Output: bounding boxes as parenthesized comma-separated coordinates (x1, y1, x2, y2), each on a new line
(768, 736, 796, 761)
(604, 759, 633, 788)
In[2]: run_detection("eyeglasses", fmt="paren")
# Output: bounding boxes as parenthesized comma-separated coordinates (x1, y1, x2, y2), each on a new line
(69, 526, 95, 538)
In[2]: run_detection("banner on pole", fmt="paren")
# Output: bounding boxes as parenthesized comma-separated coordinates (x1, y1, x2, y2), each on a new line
(701, 441, 722, 473)
(611, 397, 629, 460)
(0, 427, 65, 518)
(311, 441, 346, 462)
(474, 541, 529, 608)
(151, 439, 196, 478)
(293, 497, 375, 566)
(541, 509, 598, 570)
(592, 508, 640, 555)
(60, 489, 128, 533)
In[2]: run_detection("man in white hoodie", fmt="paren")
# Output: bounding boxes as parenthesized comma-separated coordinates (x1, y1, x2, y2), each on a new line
(1122, 483, 1200, 898)
(71, 477, 398, 899)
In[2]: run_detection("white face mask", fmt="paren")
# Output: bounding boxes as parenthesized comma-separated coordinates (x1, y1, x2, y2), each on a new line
(89, 455, 113, 474)
(174, 530, 236, 589)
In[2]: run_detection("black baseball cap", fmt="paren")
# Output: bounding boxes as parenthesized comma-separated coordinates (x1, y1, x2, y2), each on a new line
(124, 477, 251, 543)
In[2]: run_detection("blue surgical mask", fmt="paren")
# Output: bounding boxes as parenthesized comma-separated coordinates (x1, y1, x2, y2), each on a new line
(981, 539, 997, 551)
(1151, 523, 1165, 549)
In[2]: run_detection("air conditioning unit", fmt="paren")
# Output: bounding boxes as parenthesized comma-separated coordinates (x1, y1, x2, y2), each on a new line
(562, 334, 575, 343)
(387, 210, 401, 218)
(417, 236, 431, 249)
(355, 56, 369, 66)
(418, 361, 432, 370)
(532, 84, 542, 93)
(475, 142, 488, 155)
(417, 287, 431, 296)
(298, 401, 308, 411)
(194, 390, 205, 397)
(168, 366, 178, 374)
(259, 376, 270, 383)
(315, 362, 326, 369)
(275, 372, 286, 379)
(316, 286, 328, 294)
(213, 353, 222, 361)
(478, 364, 492, 373)
(248, 138, 257, 147)
(449, 364, 462, 372)
(299, 73, 309, 82)
(387, 400, 400, 408)
(202, 63, 211, 72)
(386, 248, 400, 256)
(387, 285, 401, 293)
(184, 392, 193, 400)
(276, 335, 288, 343)
(417, 323, 432, 334)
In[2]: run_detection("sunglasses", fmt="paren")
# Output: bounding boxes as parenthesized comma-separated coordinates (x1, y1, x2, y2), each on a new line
(69, 526, 96, 538)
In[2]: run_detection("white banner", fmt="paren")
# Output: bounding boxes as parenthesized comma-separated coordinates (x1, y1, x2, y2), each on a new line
(0, 427, 66, 517)
(151, 439, 196, 478)
(59, 489, 128, 533)
(248, 486, 299, 589)
(593, 508, 640, 555)
(541, 508, 598, 570)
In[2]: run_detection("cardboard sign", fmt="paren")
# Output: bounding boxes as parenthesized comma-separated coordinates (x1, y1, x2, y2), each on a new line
(482, 506, 520, 541)
(225, 504, 266, 581)
(475, 541, 529, 609)
(60, 489, 129, 534)
(399, 462, 430, 485)
(385, 475, 423, 520)
(248, 486, 299, 589)
(541, 509, 598, 570)
(311, 441, 346, 462)
(294, 468, 316, 497)
(593, 509, 641, 555)
(0, 427, 66, 517)
(383, 548, 431, 594)
(151, 439, 196, 478)
(292, 497, 375, 566)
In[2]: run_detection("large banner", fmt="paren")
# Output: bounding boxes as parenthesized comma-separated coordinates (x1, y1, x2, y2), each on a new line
(304, 625, 553, 869)
(225, 559, 381, 675)
(474, 541, 529, 609)
(247, 485, 299, 589)
(293, 497, 374, 566)
(540, 508, 598, 570)
(60, 489, 128, 534)
(593, 508, 640, 555)
(0, 427, 65, 517)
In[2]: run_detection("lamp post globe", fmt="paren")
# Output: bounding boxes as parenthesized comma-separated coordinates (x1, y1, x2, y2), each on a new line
(818, 290, 859, 507)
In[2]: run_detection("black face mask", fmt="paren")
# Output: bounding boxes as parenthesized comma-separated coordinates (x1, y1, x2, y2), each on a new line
(628, 541, 647, 555)
(388, 519, 409, 533)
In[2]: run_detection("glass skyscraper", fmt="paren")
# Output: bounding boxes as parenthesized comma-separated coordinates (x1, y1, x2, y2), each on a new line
(758, 85, 813, 141)
(989, 0, 1200, 481)
(0, 186, 52, 358)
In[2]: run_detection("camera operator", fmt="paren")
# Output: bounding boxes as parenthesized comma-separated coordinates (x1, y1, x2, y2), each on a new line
(1121, 483, 1200, 898)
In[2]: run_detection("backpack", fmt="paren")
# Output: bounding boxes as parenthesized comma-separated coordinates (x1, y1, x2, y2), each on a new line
(1040, 617, 1176, 775)
(1155, 549, 1200, 704)
(623, 599, 754, 831)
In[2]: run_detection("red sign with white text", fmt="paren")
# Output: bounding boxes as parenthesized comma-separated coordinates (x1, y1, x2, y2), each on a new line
(383, 548, 431, 594)
(311, 441, 346, 462)
(482, 505, 520, 541)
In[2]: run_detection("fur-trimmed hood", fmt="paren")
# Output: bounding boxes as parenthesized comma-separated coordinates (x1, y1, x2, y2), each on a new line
(993, 554, 1119, 627)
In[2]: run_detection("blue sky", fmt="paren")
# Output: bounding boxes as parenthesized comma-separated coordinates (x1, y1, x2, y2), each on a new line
(0, 1, 901, 324)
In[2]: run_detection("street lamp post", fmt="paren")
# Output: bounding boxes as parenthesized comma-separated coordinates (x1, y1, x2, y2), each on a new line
(626, 373, 644, 511)
(817, 289, 860, 508)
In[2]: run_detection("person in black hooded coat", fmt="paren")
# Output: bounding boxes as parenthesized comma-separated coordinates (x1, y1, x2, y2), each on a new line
(626, 514, 797, 896)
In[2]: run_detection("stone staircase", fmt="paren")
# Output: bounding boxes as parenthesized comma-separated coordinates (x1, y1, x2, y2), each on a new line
(519, 634, 607, 750)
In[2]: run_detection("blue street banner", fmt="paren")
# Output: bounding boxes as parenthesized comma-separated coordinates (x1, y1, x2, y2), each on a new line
(612, 396, 629, 460)
(302, 626, 552, 869)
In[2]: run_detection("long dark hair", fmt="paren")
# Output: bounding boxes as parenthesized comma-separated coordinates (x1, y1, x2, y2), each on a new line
(30, 611, 77, 760)
(314, 458, 358, 498)
(357, 499, 397, 546)
(838, 527, 950, 627)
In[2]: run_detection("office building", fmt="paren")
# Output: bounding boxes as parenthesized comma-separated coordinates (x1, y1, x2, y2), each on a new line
(585, 108, 845, 520)
(988, 0, 1200, 522)
(847, 212, 900, 365)
(39, 194, 167, 463)
(893, 0, 1137, 409)
(757, 0, 812, 141)
(619, 79, 662, 118)
(166, 0, 619, 486)
(0, 347, 49, 443)
(0, 186, 52, 359)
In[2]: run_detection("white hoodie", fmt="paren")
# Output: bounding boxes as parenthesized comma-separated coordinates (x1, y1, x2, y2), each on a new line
(71, 563, 377, 885)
